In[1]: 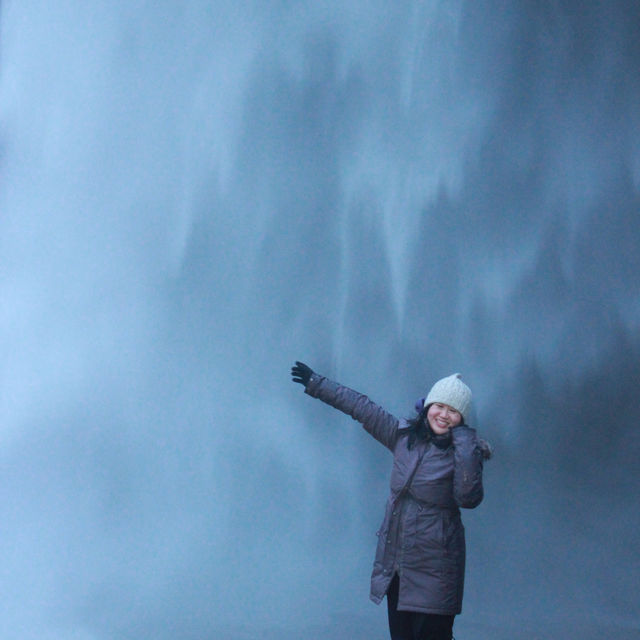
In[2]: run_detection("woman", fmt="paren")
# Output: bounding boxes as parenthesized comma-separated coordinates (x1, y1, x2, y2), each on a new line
(291, 361, 491, 640)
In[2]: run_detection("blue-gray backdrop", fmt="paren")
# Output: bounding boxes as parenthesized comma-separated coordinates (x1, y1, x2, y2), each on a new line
(1, 2, 639, 639)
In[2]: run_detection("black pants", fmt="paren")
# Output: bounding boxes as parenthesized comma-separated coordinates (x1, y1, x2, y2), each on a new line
(386, 574, 454, 640)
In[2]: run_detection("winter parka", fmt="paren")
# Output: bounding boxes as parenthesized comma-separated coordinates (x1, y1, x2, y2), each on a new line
(305, 373, 485, 616)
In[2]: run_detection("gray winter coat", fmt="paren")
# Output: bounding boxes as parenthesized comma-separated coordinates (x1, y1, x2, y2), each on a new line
(305, 373, 485, 615)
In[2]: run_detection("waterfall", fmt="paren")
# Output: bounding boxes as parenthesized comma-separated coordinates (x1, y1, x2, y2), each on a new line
(1, 2, 639, 638)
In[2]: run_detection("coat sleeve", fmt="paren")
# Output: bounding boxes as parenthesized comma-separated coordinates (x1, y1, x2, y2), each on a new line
(450, 425, 484, 508)
(305, 374, 400, 451)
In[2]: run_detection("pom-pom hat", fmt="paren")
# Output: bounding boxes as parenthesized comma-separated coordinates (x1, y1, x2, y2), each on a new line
(424, 373, 472, 421)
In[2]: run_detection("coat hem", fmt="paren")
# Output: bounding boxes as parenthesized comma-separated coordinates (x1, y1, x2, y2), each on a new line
(370, 594, 460, 616)
(396, 604, 461, 615)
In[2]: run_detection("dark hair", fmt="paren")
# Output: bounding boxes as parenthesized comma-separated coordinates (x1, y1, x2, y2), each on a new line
(406, 407, 431, 450)
(409, 405, 493, 459)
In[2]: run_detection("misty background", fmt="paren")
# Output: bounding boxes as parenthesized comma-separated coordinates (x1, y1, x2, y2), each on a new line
(1, 2, 639, 639)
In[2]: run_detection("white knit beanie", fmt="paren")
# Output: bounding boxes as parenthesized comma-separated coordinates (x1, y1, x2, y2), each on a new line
(424, 373, 472, 420)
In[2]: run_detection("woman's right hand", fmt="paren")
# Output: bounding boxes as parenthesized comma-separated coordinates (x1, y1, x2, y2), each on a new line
(291, 361, 314, 387)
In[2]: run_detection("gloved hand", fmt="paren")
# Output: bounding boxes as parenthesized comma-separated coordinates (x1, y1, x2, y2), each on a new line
(291, 361, 314, 387)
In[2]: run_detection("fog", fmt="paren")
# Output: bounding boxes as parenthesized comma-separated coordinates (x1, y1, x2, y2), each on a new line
(1, 2, 639, 638)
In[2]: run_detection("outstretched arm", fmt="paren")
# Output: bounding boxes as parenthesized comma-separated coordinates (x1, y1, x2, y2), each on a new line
(291, 361, 400, 451)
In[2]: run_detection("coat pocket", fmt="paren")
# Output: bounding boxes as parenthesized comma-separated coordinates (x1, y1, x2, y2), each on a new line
(413, 509, 440, 550)
(442, 515, 464, 551)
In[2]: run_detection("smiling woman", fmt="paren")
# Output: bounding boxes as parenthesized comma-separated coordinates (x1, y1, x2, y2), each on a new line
(427, 403, 462, 434)
(291, 362, 492, 640)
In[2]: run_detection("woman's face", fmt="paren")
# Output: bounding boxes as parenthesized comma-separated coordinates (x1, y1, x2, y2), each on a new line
(426, 402, 462, 434)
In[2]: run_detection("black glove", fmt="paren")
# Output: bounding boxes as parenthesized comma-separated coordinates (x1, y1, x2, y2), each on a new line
(291, 361, 314, 387)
